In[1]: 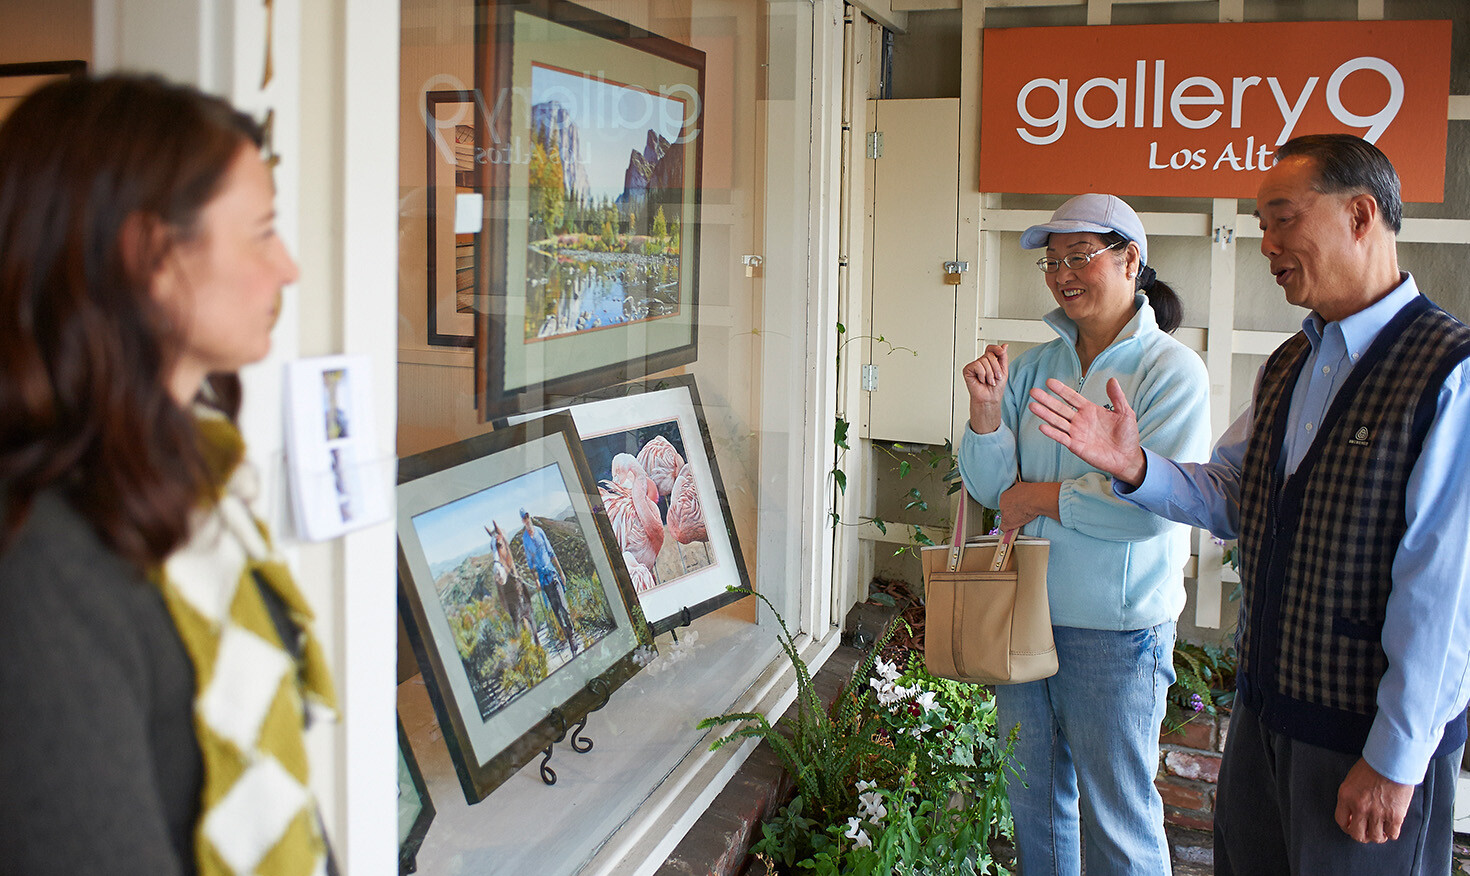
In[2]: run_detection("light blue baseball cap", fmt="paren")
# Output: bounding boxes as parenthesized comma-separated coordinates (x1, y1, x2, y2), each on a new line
(1019, 193, 1148, 265)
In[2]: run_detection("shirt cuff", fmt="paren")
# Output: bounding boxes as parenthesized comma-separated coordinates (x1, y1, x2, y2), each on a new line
(1362, 719, 1436, 786)
(964, 421, 1013, 447)
(1112, 448, 1167, 504)
(1057, 478, 1080, 530)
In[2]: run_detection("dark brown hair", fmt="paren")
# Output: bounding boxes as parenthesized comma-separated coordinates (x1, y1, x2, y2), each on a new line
(0, 74, 263, 568)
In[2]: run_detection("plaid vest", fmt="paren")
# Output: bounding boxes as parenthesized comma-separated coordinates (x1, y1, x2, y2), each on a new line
(1237, 295, 1470, 754)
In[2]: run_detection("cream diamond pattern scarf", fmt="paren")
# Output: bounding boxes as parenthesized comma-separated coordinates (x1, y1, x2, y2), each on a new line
(155, 412, 338, 876)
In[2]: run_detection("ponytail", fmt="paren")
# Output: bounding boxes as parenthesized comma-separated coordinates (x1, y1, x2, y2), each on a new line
(1137, 265, 1183, 333)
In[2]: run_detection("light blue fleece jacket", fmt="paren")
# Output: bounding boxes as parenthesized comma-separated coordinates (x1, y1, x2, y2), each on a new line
(958, 294, 1211, 631)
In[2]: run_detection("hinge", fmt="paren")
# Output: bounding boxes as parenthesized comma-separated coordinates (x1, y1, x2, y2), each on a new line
(861, 364, 879, 391)
(866, 131, 883, 159)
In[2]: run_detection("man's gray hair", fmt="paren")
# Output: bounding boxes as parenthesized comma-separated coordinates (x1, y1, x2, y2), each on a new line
(1276, 134, 1403, 234)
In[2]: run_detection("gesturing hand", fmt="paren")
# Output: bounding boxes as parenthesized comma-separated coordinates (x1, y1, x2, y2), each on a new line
(962, 344, 1009, 434)
(1027, 377, 1148, 487)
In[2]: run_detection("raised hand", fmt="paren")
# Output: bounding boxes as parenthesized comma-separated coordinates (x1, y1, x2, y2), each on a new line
(1027, 377, 1148, 487)
(962, 343, 1009, 434)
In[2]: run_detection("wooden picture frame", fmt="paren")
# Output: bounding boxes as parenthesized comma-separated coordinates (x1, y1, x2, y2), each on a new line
(475, 0, 706, 418)
(0, 61, 87, 125)
(396, 415, 652, 803)
(424, 89, 481, 347)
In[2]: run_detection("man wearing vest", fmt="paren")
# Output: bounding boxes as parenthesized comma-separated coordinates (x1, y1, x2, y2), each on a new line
(1025, 134, 1470, 875)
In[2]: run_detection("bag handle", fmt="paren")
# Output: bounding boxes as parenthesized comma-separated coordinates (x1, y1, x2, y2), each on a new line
(948, 482, 1016, 573)
(946, 493, 967, 572)
(990, 527, 1017, 572)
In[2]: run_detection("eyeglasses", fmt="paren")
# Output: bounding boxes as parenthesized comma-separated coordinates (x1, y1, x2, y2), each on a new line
(1035, 241, 1124, 273)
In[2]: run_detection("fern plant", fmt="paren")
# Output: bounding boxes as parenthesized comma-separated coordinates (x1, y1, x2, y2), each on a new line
(1164, 641, 1237, 734)
(698, 589, 1017, 873)
(697, 588, 905, 823)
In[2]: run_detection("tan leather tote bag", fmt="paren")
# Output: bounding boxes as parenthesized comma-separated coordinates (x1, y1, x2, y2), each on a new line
(922, 494, 1057, 685)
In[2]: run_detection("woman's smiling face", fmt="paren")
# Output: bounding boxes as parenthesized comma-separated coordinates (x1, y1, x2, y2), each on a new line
(1043, 231, 1139, 328)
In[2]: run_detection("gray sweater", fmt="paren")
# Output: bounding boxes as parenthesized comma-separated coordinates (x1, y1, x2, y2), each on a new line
(0, 491, 200, 875)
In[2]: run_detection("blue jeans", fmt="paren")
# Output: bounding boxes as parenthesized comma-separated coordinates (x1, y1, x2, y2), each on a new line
(995, 621, 1176, 876)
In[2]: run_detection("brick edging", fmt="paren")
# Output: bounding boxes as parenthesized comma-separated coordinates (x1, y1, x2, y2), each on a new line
(1157, 713, 1230, 832)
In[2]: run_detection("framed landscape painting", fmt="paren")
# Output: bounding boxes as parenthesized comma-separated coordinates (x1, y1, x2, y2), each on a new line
(508, 375, 749, 634)
(475, 0, 705, 418)
(396, 415, 651, 803)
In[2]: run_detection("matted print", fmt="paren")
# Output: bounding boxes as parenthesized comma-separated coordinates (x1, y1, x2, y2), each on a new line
(396, 416, 651, 802)
(508, 374, 749, 633)
(476, 0, 705, 418)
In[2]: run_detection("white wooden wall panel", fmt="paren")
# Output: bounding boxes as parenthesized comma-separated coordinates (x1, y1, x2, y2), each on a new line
(866, 98, 960, 444)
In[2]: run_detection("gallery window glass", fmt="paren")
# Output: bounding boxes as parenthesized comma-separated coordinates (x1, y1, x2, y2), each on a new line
(395, 0, 825, 871)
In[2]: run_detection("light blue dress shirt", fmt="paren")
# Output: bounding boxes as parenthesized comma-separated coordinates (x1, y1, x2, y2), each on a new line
(1122, 274, 1470, 785)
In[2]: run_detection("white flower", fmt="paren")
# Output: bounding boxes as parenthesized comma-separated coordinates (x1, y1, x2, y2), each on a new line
(873, 657, 900, 682)
(915, 690, 937, 713)
(858, 791, 888, 822)
(855, 779, 875, 793)
(845, 817, 872, 849)
(871, 678, 909, 708)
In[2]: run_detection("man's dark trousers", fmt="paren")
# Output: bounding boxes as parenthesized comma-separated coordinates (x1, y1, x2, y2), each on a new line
(1215, 702, 1459, 875)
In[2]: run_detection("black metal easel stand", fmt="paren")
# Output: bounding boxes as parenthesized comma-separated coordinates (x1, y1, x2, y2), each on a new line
(539, 677, 613, 785)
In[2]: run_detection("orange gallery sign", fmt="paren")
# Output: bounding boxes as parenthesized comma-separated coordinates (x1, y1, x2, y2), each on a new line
(978, 20, 1451, 201)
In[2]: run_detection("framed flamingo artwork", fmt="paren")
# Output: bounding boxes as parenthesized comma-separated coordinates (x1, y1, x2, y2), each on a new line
(507, 374, 751, 634)
(396, 415, 652, 803)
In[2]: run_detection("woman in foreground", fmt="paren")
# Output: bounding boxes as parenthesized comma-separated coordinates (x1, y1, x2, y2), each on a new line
(0, 75, 336, 876)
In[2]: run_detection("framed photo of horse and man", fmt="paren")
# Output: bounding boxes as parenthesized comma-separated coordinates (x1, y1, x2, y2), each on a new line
(396, 416, 653, 803)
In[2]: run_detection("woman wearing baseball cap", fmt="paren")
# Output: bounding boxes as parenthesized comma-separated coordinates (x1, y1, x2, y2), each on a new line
(957, 194, 1211, 875)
